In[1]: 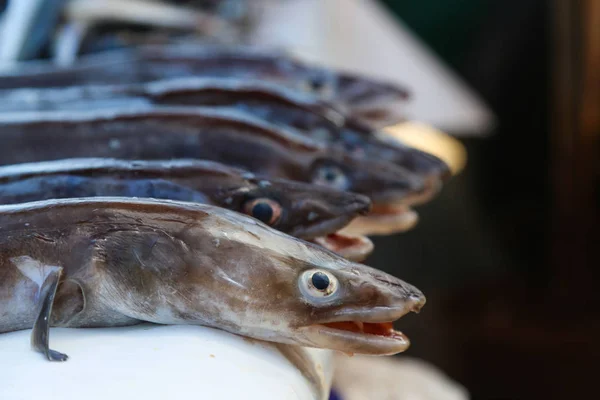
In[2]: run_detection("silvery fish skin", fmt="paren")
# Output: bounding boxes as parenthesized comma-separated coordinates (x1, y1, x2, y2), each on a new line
(0, 44, 332, 90)
(0, 77, 449, 185)
(0, 158, 373, 260)
(0, 107, 424, 207)
(332, 72, 411, 129)
(0, 43, 409, 127)
(145, 78, 448, 185)
(0, 197, 425, 361)
(0, 158, 370, 240)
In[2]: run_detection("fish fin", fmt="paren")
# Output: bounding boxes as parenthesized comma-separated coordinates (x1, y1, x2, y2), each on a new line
(53, 279, 85, 326)
(11, 255, 59, 290)
(31, 266, 69, 362)
(274, 343, 328, 400)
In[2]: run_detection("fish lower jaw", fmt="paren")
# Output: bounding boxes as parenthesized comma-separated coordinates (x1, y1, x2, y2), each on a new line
(338, 205, 419, 236)
(297, 322, 410, 356)
(310, 232, 373, 262)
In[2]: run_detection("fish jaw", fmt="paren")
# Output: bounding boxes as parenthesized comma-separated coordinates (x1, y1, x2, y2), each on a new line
(294, 297, 426, 356)
(339, 205, 419, 237)
(289, 211, 367, 240)
(373, 129, 453, 183)
(339, 173, 443, 236)
(336, 153, 425, 210)
(311, 232, 374, 262)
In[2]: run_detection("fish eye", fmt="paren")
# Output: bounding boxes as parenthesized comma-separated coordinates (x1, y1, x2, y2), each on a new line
(243, 198, 282, 225)
(312, 165, 350, 191)
(299, 269, 339, 301)
(310, 77, 325, 91)
(311, 271, 330, 290)
(301, 76, 330, 96)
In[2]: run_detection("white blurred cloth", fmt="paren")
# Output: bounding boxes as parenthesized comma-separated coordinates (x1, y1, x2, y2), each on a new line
(333, 354, 470, 400)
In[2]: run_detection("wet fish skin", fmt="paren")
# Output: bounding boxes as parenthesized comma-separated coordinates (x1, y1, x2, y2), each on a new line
(0, 77, 448, 181)
(0, 107, 423, 206)
(0, 43, 409, 127)
(0, 158, 371, 240)
(0, 197, 425, 357)
(0, 43, 335, 92)
(333, 71, 411, 129)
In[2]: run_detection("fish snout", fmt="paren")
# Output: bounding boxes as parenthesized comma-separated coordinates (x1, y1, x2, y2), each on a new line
(408, 292, 427, 314)
(367, 162, 426, 204)
(366, 268, 426, 315)
(407, 149, 452, 183)
(305, 190, 371, 219)
(345, 193, 372, 216)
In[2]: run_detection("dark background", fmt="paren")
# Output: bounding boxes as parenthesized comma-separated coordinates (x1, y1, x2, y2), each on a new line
(370, 1, 599, 399)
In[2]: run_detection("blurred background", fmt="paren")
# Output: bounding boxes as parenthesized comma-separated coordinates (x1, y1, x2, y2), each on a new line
(369, 1, 599, 399)
(1, 1, 598, 399)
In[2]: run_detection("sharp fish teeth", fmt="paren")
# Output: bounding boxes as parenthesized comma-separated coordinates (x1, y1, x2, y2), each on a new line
(353, 321, 364, 332)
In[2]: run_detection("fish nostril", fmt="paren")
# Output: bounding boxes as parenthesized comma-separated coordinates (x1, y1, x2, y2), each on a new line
(409, 294, 427, 313)
(351, 194, 372, 215)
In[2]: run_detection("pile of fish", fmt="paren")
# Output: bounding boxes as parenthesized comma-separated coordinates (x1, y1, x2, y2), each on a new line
(0, 0, 450, 366)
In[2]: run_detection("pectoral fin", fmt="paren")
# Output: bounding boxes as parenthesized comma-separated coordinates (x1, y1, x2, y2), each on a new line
(31, 267, 68, 361)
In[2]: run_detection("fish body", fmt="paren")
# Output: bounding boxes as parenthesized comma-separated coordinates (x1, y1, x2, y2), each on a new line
(0, 43, 409, 127)
(0, 44, 332, 90)
(0, 77, 449, 184)
(0, 107, 422, 207)
(0, 158, 373, 259)
(0, 197, 425, 359)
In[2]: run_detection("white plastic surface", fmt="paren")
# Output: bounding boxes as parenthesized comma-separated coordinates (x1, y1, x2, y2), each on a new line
(0, 324, 334, 400)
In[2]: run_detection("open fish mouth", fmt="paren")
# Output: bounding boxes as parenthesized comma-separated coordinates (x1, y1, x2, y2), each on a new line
(298, 302, 424, 355)
(311, 232, 373, 262)
(293, 211, 373, 260)
(339, 177, 442, 236)
(339, 203, 419, 236)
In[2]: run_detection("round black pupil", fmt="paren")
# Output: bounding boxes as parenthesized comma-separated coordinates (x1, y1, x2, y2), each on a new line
(324, 169, 337, 182)
(311, 272, 330, 290)
(251, 202, 273, 223)
(311, 78, 324, 90)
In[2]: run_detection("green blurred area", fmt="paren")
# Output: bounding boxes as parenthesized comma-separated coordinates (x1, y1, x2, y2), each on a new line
(379, 0, 491, 70)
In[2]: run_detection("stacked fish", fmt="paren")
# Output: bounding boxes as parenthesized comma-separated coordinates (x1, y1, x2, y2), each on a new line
(0, 0, 450, 374)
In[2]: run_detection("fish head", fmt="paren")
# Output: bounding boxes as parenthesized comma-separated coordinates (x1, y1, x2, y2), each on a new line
(373, 131, 452, 184)
(211, 172, 374, 260)
(308, 152, 434, 236)
(181, 208, 425, 355)
(293, 66, 340, 101)
(339, 118, 452, 186)
(289, 261, 426, 355)
(308, 152, 424, 206)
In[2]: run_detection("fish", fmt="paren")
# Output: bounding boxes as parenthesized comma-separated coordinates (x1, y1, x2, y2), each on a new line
(0, 77, 450, 184)
(333, 71, 411, 129)
(0, 107, 425, 234)
(0, 197, 426, 361)
(0, 77, 448, 212)
(0, 43, 335, 90)
(0, 158, 373, 261)
(0, 43, 410, 127)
